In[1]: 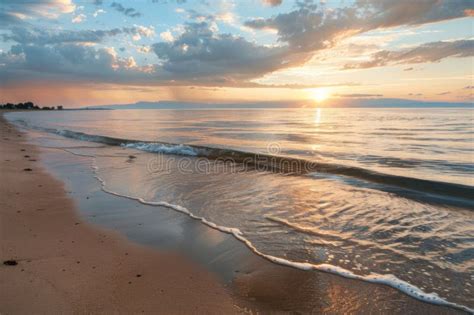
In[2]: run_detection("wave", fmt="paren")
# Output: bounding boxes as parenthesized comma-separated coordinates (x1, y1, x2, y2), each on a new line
(17, 125, 474, 205)
(59, 129, 474, 200)
(88, 160, 473, 314)
(122, 142, 199, 156)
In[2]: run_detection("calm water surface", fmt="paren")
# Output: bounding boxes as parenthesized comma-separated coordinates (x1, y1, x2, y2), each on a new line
(7, 108, 474, 310)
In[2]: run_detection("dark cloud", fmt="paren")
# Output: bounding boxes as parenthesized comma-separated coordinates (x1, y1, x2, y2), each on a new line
(245, 3, 358, 53)
(2, 26, 153, 45)
(245, 0, 473, 52)
(403, 67, 414, 71)
(0, 11, 25, 29)
(437, 91, 451, 95)
(152, 21, 307, 83)
(0, 42, 153, 85)
(1, 41, 299, 88)
(463, 85, 474, 89)
(244, 0, 472, 54)
(0, 22, 158, 85)
(355, 0, 473, 28)
(110, 2, 141, 18)
(343, 40, 474, 69)
(2, 27, 123, 45)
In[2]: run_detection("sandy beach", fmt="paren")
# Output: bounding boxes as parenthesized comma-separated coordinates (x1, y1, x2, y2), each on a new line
(0, 114, 238, 314)
(0, 113, 467, 314)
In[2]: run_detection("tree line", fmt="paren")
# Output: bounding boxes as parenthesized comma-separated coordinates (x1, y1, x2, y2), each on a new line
(0, 102, 63, 110)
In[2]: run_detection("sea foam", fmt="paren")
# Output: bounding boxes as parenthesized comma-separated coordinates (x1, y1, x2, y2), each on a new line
(88, 159, 473, 314)
(121, 142, 199, 156)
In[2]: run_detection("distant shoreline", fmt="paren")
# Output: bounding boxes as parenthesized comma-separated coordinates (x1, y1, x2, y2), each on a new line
(3, 98, 472, 111)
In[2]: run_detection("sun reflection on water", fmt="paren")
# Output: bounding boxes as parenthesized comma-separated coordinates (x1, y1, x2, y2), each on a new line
(314, 108, 322, 124)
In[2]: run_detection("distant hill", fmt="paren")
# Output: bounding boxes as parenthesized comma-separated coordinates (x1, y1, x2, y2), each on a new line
(84, 98, 473, 110)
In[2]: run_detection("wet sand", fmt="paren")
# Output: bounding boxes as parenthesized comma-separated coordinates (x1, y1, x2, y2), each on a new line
(0, 112, 466, 314)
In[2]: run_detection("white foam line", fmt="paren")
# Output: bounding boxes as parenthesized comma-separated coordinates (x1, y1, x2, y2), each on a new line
(85, 156, 472, 314)
(122, 142, 200, 156)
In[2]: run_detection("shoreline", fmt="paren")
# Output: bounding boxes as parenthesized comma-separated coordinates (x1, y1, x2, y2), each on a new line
(0, 115, 239, 314)
(1, 112, 467, 314)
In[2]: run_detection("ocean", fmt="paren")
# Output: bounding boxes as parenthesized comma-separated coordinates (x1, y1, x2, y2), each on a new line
(6, 108, 474, 311)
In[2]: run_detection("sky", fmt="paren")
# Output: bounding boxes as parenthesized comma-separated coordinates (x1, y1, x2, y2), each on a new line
(0, 0, 473, 107)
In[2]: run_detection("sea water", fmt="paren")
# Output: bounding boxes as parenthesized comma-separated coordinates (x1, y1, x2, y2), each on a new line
(7, 108, 474, 311)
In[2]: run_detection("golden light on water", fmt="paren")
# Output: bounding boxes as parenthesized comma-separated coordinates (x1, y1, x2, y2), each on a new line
(309, 88, 331, 103)
(314, 108, 322, 124)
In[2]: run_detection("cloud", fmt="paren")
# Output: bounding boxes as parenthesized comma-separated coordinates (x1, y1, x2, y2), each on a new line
(355, 0, 473, 28)
(0, 0, 75, 19)
(1, 0, 472, 89)
(437, 91, 451, 95)
(343, 40, 474, 69)
(0, 11, 26, 29)
(463, 85, 474, 90)
(403, 67, 414, 71)
(134, 25, 155, 38)
(244, 0, 472, 54)
(93, 9, 105, 17)
(262, 0, 283, 7)
(0, 0, 76, 29)
(0, 42, 154, 85)
(137, 45, 152, 54)
(335, 93, 383, 98)
(2, 27, 123, 45)
(72, 13, 86, 24)
(2, 26, 155, 45)
(160, 31, 174, 42)
(0, 24, 244, 86)
(128, 25, 155, 40)
(151, 21, 304, 84)
(110, 2, 141, 18)
(150, 0, 471, 84)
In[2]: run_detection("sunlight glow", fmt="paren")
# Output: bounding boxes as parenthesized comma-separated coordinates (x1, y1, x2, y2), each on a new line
(310, 88, 331, 103)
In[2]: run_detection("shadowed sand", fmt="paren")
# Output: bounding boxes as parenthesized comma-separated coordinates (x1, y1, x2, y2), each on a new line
(0, 113, 466, 314)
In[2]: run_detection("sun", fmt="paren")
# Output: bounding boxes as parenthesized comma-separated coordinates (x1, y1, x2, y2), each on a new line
(310, 88, 331, 103)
